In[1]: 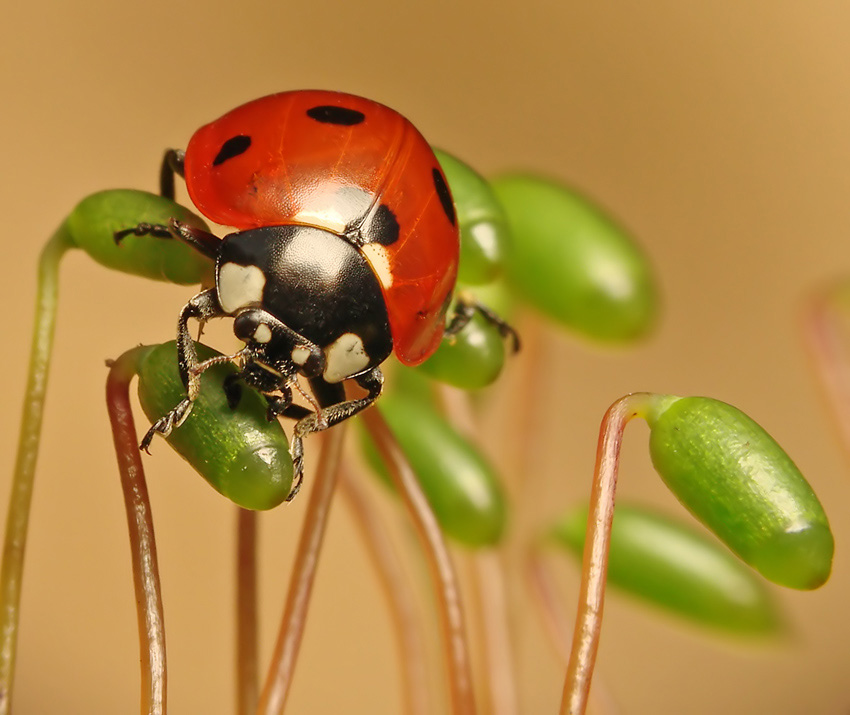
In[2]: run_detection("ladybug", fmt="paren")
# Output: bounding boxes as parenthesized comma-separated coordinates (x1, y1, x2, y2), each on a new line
(116, 90, 516, 498)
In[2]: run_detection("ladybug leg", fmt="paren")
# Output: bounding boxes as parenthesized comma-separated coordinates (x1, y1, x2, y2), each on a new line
(140, 289, 230, 452)
(443, 293, 521, 352)
(113, 219, 220, 260)
(286, 368, 384, 501)
(225, 363, 312, 421)
(159, 148, 186, 200)
(232, 309, 326, 379)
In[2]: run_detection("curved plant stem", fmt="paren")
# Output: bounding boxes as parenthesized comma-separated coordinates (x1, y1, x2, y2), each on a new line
(0, 228, 72, 713)
(236, 508, 259, 715)
(436, 385, 516, 715)
(361, 408, 477, 715)
(256, 424, 346, 715)
(106, 347, 167, 715)
(560, 393, 651, 715)
(339, 466, 430, 715)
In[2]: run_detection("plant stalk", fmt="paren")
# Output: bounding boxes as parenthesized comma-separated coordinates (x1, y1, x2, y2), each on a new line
(560, 393, 650, 715)
(236, 508, 259, 715)
(256, 425, 346, 715)
(0, 228, 72, 713)
(339, 467, 431, 715)
(106, 347, 167, 715)
(361, 408, 477, 715)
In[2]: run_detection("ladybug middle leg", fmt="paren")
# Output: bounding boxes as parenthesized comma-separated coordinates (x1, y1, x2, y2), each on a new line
(286, 367, 385, 501)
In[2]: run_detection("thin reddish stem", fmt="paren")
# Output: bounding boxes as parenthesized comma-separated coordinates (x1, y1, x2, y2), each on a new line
(236, 508, 259, 715)
(256, 425, 346, 715)
(106, 347, 167, 715)
(560, 393, 651, 715)
(361, 408, 477, 715)
(339, 467, 431, 715)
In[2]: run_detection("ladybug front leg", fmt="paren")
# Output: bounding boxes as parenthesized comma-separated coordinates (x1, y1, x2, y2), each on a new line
(287, 367, 384, 500)
(443, 292, 521, 352)
(140, 288, 229, 451)
(114, 219, 221, 260)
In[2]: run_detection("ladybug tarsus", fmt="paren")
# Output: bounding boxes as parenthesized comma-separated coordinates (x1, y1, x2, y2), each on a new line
(160, 148, 186, 201)
(113, 222, 173, 244)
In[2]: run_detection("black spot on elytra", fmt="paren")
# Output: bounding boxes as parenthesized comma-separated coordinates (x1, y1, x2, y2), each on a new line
(432, 168, 456, 226)
(370, 204, 400, 245)
(306, 105, 366, 126)
(213, 135, 252, 166)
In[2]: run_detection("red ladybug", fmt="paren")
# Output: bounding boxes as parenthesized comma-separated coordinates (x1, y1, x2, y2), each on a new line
(117, 90, 505, 498)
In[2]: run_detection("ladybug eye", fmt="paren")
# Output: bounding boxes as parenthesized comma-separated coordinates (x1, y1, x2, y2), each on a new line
(213, 135, 252, 166)
(306, 105, 366, 126)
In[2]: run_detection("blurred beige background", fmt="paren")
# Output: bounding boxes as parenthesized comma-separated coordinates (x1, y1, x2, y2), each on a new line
(2, 1, 850, 713)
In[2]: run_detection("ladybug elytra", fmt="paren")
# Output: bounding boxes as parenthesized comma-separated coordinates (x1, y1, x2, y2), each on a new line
(117, 89, 515, 498)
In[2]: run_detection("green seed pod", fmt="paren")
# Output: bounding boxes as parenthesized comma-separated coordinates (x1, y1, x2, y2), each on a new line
(491, 175, 657, 342)
(414, 282, 513, 390)
(362, 394, 506, 547)
(137, 341, 293, 510)
(64, 189, 213, 285)
(647, 396, 833, 590)
(415, 309, 506, 389)
(435, 149, 510, 285)
(552, 503, 784, 635)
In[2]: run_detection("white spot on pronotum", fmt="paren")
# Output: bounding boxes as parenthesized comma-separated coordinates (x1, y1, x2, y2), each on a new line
(291, 346, 312, 366)
(360, 243, 393, 288)
(218, 263, 266, 314)
(323, 333, 370, 383)
(253, 323, 272, 343)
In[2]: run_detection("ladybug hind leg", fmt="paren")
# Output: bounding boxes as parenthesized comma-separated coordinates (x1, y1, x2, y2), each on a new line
(159, 148, 185, 201)
(443, 292, 521, 352)
(286, 368, 385, 501)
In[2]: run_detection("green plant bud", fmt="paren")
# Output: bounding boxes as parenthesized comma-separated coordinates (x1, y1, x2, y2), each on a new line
(362, 394, 506, 547)
(552, 503, 784, 635)
(647, 396, 833, 590)
(435, 149, 510, 285)
(415, 309, 505, 389)
(414, 281, 515, 390)
(491, 174, 657, 342)
(137, 341, 293, 510)
(64, 189, 213, 285)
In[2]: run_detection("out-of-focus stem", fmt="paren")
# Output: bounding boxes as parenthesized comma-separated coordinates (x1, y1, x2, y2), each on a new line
(361, 408, 477, 715)
(236, 508, 259, 715)
(560, 393, 651, 715)
(339, 467, 431, 715)
(806, 285, 850, 456)
(526, 549, 572, 663)
(470, 551, 517, 715)
(0, 229, 72, 714)
(256, 425, 346, 715)
(106, 347, 167, 715)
